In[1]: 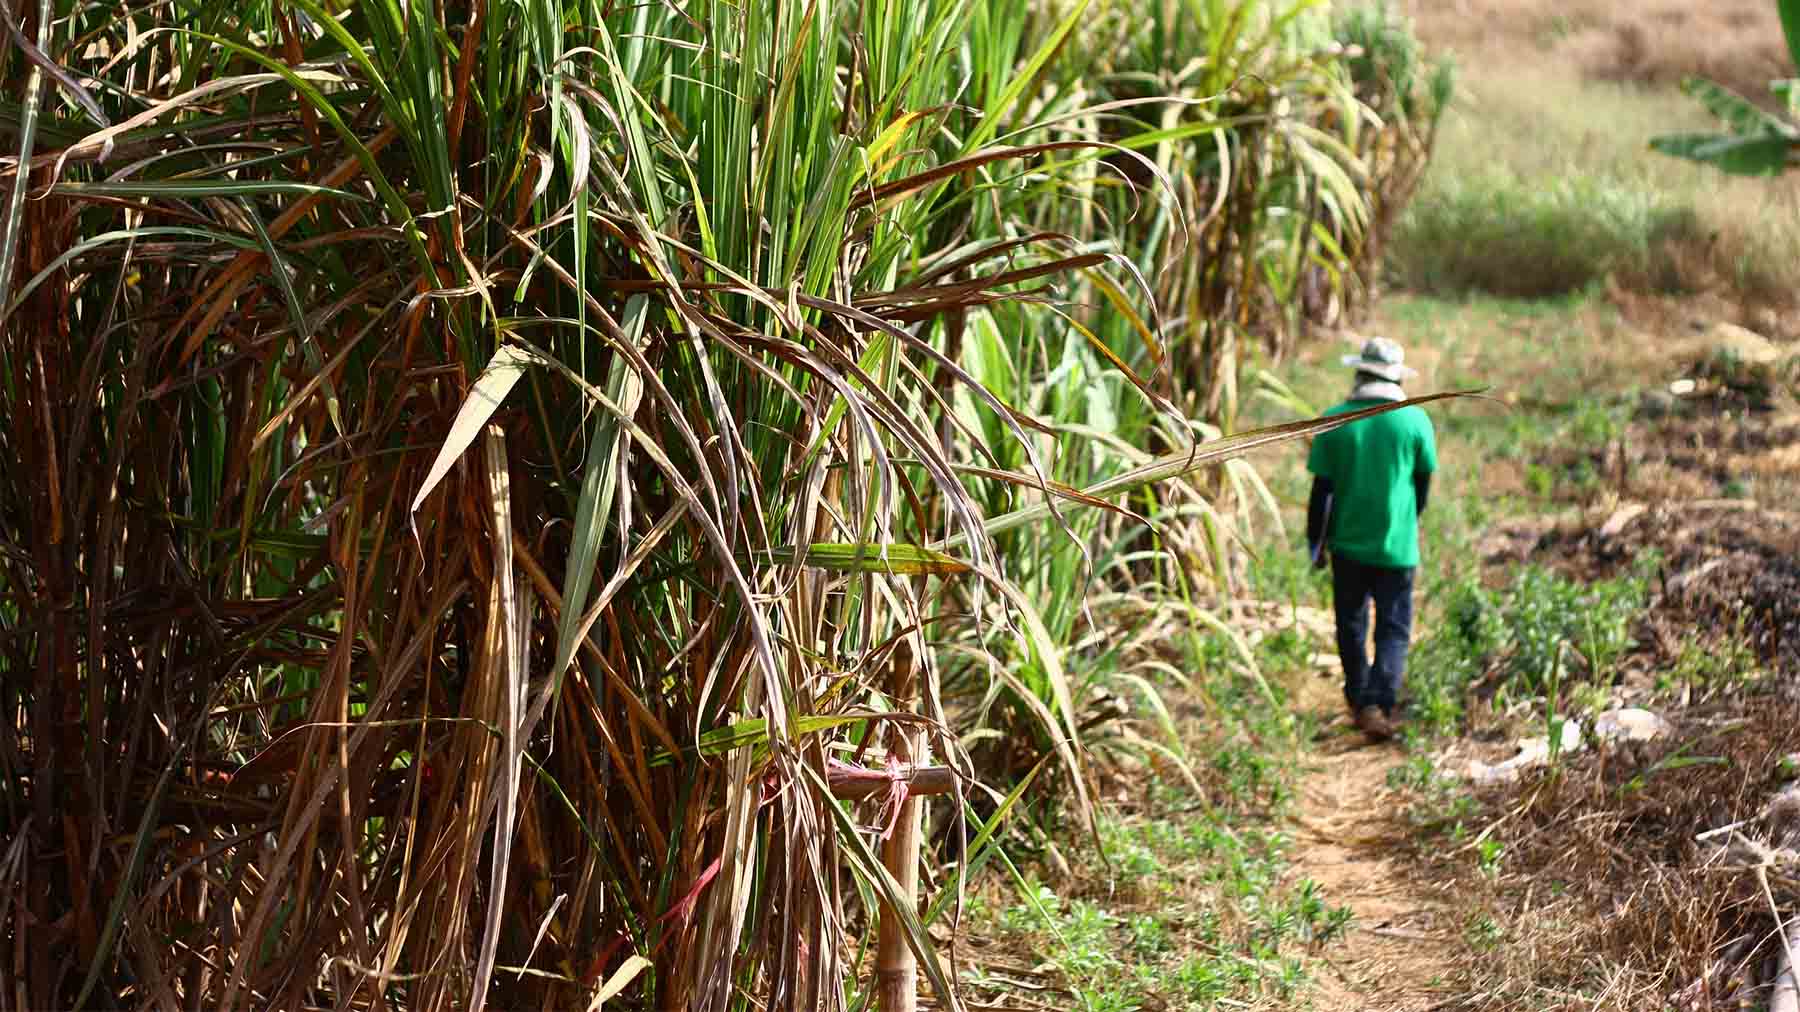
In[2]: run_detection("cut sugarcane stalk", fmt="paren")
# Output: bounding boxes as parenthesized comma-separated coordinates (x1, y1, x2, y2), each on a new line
(875, 638, 924, 1012)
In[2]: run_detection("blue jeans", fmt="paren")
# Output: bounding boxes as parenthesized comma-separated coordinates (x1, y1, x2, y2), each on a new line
(1331, 553, 1415, 716)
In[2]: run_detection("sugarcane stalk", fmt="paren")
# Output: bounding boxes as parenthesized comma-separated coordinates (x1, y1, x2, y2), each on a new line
(875, 637, 923, 1012)
(827, 762, 953, 800)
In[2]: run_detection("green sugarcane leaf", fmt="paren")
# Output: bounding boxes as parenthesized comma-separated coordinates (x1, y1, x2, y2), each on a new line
(648, 713, 873, 766)
(3, 226, 262, 322)
(923, 760, 1043, 925)
(1774, 79, 1800, 119)
(759, 542, 972, 576)
(551, 296, 649, 682)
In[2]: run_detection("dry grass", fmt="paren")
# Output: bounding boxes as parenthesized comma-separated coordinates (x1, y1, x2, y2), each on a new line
(1415, 695, 1800, 1011)
(1400, 0, 1793, 102)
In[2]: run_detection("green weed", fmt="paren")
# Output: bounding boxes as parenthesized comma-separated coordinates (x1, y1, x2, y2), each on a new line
(1475, 838, 1505, 878)
(1256, 626, 1318, 673)
(1387, 752, 1479, 839)
(982, 805, 1351, 1009)
(1659, 626, 1764, 702)
(1247, 532, 1334, 604)
(1212, 744, 1296, 813)
(1406, 562, 1649, 737)
(1464, 913, 1504, 951)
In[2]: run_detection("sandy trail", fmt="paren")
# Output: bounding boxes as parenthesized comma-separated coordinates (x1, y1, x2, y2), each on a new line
(1288, 672, 1461, 1012)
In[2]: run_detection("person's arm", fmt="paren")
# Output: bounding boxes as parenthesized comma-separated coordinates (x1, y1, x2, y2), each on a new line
(1416, 417, 1438, 516)
(1306, 476, 1334, 568)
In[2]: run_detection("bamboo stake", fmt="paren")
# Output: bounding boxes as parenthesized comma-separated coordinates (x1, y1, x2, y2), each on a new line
(876, 637, 924, 1012)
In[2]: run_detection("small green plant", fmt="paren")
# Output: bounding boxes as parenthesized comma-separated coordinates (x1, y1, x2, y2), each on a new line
(1127, 914, 1172, 958)
(1464, 913, 1505, 951)
(1615, 744, 1728, 797)
(1100, 818, 1168, 880)
(1388, 753, 1480, 838)
(1660, 633, 1761, 699)
(1524, 462, 1555, 498)
(1256, 627, 1317, 673)
(1569, 398, 1624, 447)
(1476, 838, 1505, 878)
(1544, 645, 1568, 769)
(1000, 881, 1063, 935)
(1212, 744, 1296, 812)
(1059, 900, 1121, 977)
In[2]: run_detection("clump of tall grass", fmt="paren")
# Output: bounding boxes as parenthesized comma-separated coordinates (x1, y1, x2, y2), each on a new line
(1391, 172, 1703, 297)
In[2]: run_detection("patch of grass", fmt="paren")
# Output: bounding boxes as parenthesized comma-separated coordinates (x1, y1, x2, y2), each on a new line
(1392, 173, 1699, 298)
(1246, 543, 1333, 614)
(1183, 633, 1313, 813)
(964, 621, 1350, 1010)
(1211, 743, 1296, 813)
(1254, 626, 1318, 675)
(979, 817, 1352, 1011)
(1406, 561, 1649, 737)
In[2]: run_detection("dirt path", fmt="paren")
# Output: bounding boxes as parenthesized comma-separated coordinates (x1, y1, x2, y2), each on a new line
(1287, 672, 1462, 1011)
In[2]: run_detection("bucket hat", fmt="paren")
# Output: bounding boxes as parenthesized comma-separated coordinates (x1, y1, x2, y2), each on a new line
(1341, 336, 1418, 383)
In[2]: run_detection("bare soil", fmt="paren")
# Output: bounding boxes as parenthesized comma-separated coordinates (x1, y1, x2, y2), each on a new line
(1287, 671, 1458, 1012)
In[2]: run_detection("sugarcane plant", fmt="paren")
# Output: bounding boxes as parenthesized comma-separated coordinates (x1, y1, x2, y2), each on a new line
(0, 0, 1454, 1009)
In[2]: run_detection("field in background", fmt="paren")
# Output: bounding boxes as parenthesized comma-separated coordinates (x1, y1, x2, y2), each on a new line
(1401, 0, 1793, 99)
(1389, 0, 1800, 334)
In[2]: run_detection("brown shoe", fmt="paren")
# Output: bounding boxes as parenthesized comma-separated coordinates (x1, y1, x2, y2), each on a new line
(1356, 705, 1394, 742)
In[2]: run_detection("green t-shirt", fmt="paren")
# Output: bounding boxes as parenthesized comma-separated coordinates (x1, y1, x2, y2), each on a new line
(1306, 398, 1438, 569)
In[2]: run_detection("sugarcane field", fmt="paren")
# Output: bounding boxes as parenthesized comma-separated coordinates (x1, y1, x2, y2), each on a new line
(3, 0, 1800, 1009)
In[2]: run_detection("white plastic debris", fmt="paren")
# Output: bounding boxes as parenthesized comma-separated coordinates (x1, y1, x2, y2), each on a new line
(1592, 708, 1671, 744)
(1467, 719, 1585, 786)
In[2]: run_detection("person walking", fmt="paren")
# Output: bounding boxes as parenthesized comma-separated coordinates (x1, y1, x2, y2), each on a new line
(1306, 336, 1437, 742)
